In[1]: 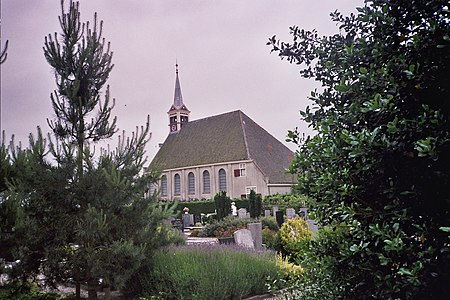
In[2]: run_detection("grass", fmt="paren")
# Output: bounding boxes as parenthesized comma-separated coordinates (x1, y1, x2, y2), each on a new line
(142, 244, 281, 300)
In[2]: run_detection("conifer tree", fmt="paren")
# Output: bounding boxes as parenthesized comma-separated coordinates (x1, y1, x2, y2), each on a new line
(1, 1, 173, 299)
(41, 1, 175, 299)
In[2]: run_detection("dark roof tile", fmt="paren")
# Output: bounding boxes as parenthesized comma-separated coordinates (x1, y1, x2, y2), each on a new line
(149, 110, 294, 184)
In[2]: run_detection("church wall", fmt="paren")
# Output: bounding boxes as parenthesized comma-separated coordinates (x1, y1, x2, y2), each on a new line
(157, 159, 276, 201)
(268, 185, 293, 195)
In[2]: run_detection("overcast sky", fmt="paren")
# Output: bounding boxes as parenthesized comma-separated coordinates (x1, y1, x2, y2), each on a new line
(1, 0, 362, 161)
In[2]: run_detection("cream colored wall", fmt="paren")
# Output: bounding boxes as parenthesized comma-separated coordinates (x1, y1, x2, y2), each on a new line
(268, 185, 292, 195)
(176, 161, 262, 200)
(157, 160, 291, 201)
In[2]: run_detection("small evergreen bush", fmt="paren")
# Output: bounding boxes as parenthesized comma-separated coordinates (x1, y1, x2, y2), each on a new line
(214, 191, 231, 221)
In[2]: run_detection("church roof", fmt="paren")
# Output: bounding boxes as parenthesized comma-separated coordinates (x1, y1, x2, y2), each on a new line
(150, 110, 295, 184)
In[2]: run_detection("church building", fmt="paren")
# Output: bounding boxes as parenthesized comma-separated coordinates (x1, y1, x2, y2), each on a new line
(149, 65, 295, 201)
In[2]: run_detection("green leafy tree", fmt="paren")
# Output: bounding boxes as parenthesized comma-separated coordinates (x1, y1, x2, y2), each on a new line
(269, 0, 450, 299)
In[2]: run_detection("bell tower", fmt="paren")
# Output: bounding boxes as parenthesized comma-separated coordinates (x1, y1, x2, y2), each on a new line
(168, 63, 190, 133)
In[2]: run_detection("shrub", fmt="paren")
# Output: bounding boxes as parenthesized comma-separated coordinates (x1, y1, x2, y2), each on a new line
(173, 199, 249, 218)
(262, 228, 278, 250)
(263, 194, 310, 212)
(199, 215, 252, 237)
(248, 190, 262, 218)
(0, 282, 59, 300)
(270, 0, 450, 298)
(142, 244, 281, 300)
(260, 216, 279, 231)
(279, 217, 312, 260)
(214, 192, 231, 221)
(200, 216, 278, 238)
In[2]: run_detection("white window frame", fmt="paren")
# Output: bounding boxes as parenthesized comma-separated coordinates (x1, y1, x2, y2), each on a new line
(239, 163, 246, 177)
(174, 173, 181, 195)
(188, 172, 195, 194)
(218, 168, 227, 192)
(203, 170, 210, 194)
(161, 175, 168, 196)
(245, 186, 257, 195)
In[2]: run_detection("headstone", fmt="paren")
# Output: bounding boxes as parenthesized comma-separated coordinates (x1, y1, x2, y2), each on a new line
(171, 219, 183, 232)
(275, 211, 284, 228)
(182, 213, 193, 228)
(247, 222, 262, 250)
(234, 229, 254, 249)
(193, 214, 201, 225)
(264, 209, 271, 217)
(307, 219, 318, 234)
(299, 208, 308, 220)
(286, 208, 296, 220)
(238, 208, 247, 218)
(272, 205, 279, 217)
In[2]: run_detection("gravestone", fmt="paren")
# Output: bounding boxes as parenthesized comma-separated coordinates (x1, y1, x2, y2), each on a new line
(182, 213, 193, 228)
(286, 208, 296, 220)
(307, 220, 318, 234)
(272, 205, 279, 217)
(234, 229, 254, 249)
(275, 211, 284, 228)
(193, 214, 201, 225)
(264, 209, 271, 217)
(238, 208, 247, 218)
(247, 222, 262, 250)
(171, 219, 183, 232)
(299, 208, 308, 220)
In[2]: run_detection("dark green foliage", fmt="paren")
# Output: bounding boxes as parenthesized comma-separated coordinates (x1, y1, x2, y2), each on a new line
(174, 198, 249, 217)
(0, 282, 59, 300)
(199, 215, 278, 238)
(269, 0, 450, 299)
(248, 190, 262, 218)
(214, 191, 231, 221)
(263, 193, 309, 212)
(174, 199, 216, 216)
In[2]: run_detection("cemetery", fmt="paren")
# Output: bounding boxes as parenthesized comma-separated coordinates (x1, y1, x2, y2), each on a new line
(138, 191, 317, 300)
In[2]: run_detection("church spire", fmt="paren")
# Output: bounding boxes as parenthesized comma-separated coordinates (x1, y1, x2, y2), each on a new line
(173, 62, 183, 108)
(168, 62, 190, 133)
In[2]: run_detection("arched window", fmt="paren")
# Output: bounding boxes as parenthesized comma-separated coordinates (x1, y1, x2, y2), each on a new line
(174, 173, 181, 195)
(188, 172, 195, 194)
(161, 175, 168, 196)
(203, 170, 210, 194)
(218, 168, 227, 192)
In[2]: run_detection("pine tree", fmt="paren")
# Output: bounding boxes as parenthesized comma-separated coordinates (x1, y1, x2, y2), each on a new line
(0, 1, 174, 299)
(45, 1, 173, 299)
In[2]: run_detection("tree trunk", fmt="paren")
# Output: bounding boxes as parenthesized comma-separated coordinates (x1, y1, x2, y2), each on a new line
(104, 286, 111, 300)
(75, 282, 81, 300)
(87, 281, 98, 300)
